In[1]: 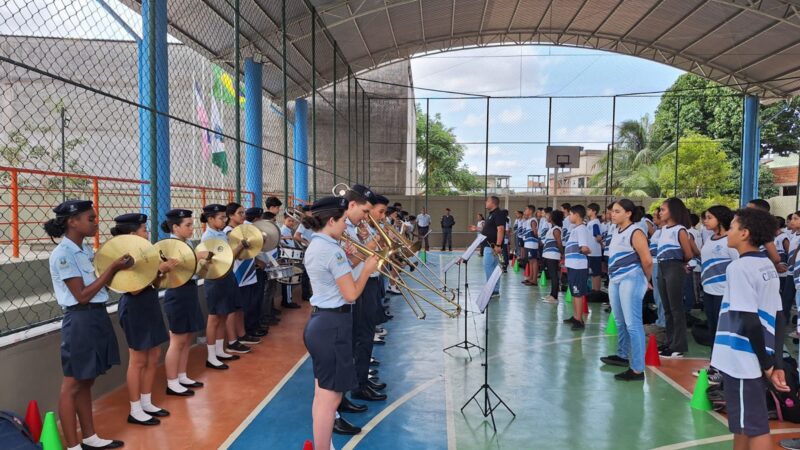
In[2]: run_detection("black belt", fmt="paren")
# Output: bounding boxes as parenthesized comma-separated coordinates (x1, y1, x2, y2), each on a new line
(65, 303, 107, 312)
(311, 304, 352, 314)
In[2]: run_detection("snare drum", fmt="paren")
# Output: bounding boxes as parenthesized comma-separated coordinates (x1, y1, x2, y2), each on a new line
(277, 266, 304, 285)
(279, 247, 304, 262)
(265, 265, 295, 280)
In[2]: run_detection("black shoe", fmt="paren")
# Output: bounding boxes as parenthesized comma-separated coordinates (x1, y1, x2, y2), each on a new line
(127, 415, 160, 426)
(144, 408, 170, 417)
(217, 354, 240, 361)
(563, 317, 578, 324)
(338, 396, 368, 413)
(614, 368, 644, 381)
(600, 355, 630, 367)
(333, 417, 362, 435)
(368, 375, 380, 383)
(369, 369, 378, 376)
(205, 361, 229, 370)
(351, 387, 387, 401)
(166, 387, 194, 397)
(268, 317, 281, 325)
(370, 358, 380, 366)
(373, 337, 386, 345)
(367, 379, 387, 391)
(384, 313, 394, 320)
(282, 302, 301, 309)
(227, 341, 251, 354)
(239, 335, 261, 345)
(272, 308, 282, 316)
(571, 321, 585, 330)
(657, 344, 670, 353)
(180, 380, 204, 388)
(251, 329, 267, 337)
(81, 440, 124, 449)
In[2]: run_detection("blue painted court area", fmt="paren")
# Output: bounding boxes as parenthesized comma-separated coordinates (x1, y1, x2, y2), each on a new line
(229, 255, 452, 450)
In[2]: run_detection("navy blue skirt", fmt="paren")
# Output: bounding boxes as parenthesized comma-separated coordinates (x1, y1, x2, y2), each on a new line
(164, 280, 206, 334)
(303, 310, 357, 393)
(61, 306, 120, 380)
(204, 272, 238, 315)
(119, 287, 169, 351)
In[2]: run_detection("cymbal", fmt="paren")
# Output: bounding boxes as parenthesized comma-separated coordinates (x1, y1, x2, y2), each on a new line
(95, 235, 160, 293)
(154, 239, 197, 289)
(252, 220, 281, 253)
(194, 239, 234, 280)
(229, 224, 264, 260)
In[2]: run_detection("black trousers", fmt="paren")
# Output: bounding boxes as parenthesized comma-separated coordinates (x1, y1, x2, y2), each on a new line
(246, 272, 265, 334)
(545, 258, 560, 298)
(658, 260, 688, 353)
(418, 226, 430, 250)
(259, 278, 277, 326)
(300, 269, 312, 301)
(441, 228, 453, 250)
(353, 278, 380, 389)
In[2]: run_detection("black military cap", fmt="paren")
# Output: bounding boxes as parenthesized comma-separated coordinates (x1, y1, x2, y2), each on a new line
(114, 213, 147, 224)
(53, 200, 93, 216)
(372, 194, 389, 206)
(245, 207, 264, 216)
(351, 184, 374, 201)
(166, 209, 192, 219)
(311, 196, 348, 213)
(202, 204, 226, 214)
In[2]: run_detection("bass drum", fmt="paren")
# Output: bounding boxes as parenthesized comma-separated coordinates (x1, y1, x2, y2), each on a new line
(279, 247, 305, 262)
(277, 266, 304, 285)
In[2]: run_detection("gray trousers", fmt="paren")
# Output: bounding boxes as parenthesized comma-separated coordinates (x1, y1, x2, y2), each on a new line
(441, 228, 452, 250)
(658, 260, 688, 352)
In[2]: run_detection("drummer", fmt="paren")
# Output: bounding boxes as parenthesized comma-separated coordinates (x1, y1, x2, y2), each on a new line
(200, 204, 249, 369)
(301, 196, 378, 450)
(244, 207, 269, 339)
(224, 202, 260, 352)
(45, 200, 130, 450)
(279, 213, 301, 309)
(160, 209, 206, 397)
(110, 213, 176, 426)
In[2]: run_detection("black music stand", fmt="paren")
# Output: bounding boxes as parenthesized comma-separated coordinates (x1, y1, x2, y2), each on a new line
(461, 265, 515, 432)
(443, 236, 486, 356)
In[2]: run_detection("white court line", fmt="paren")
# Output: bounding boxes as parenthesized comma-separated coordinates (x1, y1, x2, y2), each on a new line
(440, 253, 458, 450)
(341, 377, 442, 450)
(647, 366, 728, 426)
(649, 428, 800, 450)
(218, 353, 310, 449)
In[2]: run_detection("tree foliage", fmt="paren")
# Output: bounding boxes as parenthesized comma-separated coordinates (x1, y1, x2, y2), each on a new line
(416, 103, 481, 195)
(656, 132, 735, 205)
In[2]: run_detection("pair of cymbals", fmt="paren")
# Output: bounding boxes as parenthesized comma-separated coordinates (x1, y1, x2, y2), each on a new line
(154, 239, 197, 289)
(252, 220, 281, 253)
(229, 224, 265, 260)
(195, 238, 234, 280)
(94, 235, 161, 293)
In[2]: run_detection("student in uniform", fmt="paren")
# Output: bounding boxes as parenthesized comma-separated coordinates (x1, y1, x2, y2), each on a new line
(521, 205, 539, 286)
(696, 205, 738, 385)
(278, 213, 302, 309)
(45, 200, 129, 450)
(563, 205, 591, 330)
(161, 209, 206, 397)
(224, 203, 260, 351)
(302, 196, 379, 450)
(474, 213, 486, 257)
(110, 213, 175, 426)
(541, 210, 564, 304)
(294, 205, 315, 302)
(774, 215, 794, 319)
(586, 203, 604, 294)
(560, 203, 572, 243)
(710, 208, 788, 450)
(657, 198, 695, 358)
(648, 209, 667, 333)
(244, 207, 269, 338)
(600, 200, 653, 381)
(684, 213, 704, 313)
(201, 204, 249, 369)
(602, 204, 617, 283)
(745, 199, 786, 275)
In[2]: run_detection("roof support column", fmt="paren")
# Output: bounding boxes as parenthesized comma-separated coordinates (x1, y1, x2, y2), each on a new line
(294, 98, 309, 204)
(740, 95, 760, 205)
(244, 58, 263, 208)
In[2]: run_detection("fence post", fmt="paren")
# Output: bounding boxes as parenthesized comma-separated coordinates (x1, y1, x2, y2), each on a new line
(201, 187, 207, 232)
(10, 169, 19, 258)
(93, 178, 100, 249)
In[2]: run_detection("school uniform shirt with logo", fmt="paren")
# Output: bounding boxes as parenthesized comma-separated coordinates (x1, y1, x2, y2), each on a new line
(304, 233, 352, 309)
(586, 218, 602, 257)
(523, 218, 539, 249)
(607, 224, 645, 281)
(49, 238, 109, 307)
(649, 227, 662, 258)
(775, 231, 791, 278)
(657, 224, 687, 262)
(687, 227, 703, 273)
(788, 233, 800, 288)
(225, 225, 257, 287)
(539, 218, 551, 240)
(562, 220, 573, 243)
(711, 253, 781, 379)
(345, 218, 365, 279)
(603, 223, 617, 255)
(700, 235, 739, 296)
(542, 226, 562, 260)
(564, 224, 590, 270)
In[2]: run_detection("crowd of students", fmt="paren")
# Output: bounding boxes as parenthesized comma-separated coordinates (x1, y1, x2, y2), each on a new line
(506, 197, 798, 449)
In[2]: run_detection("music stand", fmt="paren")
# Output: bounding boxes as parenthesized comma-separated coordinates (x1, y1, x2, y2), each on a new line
(443, 236, 486, 356)
(461, 265, 515, 432)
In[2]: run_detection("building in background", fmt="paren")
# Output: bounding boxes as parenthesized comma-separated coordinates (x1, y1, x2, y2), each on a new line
(549, 149, 606, 196)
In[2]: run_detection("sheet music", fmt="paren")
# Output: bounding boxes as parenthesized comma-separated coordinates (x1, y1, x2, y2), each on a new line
(475, 265, 502, 313)
(461, 235, 487, 262)
(441, 256, 460, 274)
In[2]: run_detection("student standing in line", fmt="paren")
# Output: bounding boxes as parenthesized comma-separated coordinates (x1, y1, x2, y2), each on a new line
(563, 205, 591, 330)
(45, 200, 129, 450)
(586, 203, 604, 294)
(225, 202, 260, 351)
(541, 210, 564, 304)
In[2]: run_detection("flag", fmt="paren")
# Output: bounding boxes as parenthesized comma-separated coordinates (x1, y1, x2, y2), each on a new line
(209, 98, 228, 174)
(192, 81, 211, 160)
(212, 65, 245, 108)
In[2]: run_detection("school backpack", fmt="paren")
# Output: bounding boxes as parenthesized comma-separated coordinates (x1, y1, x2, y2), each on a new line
(0, 411, 41, 450)
(767, 353, 800, 423)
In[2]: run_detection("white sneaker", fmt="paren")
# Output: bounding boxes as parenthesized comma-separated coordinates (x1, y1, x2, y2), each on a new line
(387, 286, 402, 295)
(541, 295, 558, 304)
(375, 328, 388, 337)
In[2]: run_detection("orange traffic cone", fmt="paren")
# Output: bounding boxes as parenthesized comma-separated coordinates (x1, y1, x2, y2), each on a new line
(524, 263, 530, 278)
(582, 296, 589, 315)
(645, 334, 661, 367)
(24, 400, 43, 441)
(303, 440, 313, 450)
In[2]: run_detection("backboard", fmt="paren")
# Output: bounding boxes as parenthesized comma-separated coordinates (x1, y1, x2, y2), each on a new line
(545, 146, 582, 169)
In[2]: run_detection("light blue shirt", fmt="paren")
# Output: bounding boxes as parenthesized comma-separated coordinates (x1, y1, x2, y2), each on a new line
(345, 218, 364, 279)
(296, 224, 314, 243)
(304, 233, 352, 308)
(201, 227, 227, 242)
(280, 224, 296, 249)
(49, 238, 109, 307)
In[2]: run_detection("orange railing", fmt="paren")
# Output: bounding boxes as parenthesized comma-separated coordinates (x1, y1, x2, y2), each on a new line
(0, 166, 266, 258)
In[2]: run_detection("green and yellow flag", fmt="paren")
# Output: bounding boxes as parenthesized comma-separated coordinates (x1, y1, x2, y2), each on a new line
(212, 65, 245, 108)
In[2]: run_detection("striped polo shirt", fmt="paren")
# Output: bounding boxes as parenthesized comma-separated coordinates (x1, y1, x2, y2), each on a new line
(700, 235, 738, 296)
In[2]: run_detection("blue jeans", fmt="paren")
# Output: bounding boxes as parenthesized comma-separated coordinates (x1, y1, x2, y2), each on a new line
(609, 270, 647, 372)
(483, 250, 500, 295)
(651, 262, 666, 327)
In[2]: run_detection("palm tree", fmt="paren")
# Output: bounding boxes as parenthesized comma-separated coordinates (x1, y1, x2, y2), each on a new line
(590, 115, 675, 197)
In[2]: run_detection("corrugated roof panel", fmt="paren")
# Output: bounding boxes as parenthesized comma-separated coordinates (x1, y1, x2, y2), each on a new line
(421, 0, 454, 39)
(452, 0, 487, 36)
(483, 0, 518, 31)
(712, 25, 800, 71)
(597, 0, 660, 37)
(654, 2, 737, 52)
(685, 10, 774, 60)
(625, 0, 704, 43)
(354, 13, 394, 54)
(387, 1, 423, 44)
(569, 0, 622, 32)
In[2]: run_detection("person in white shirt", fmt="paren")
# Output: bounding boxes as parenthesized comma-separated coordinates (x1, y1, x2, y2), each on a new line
(521, 205, 539, 285)
(416, 207, 431, 251)
(586, 203, 604, 293)
(563, 205, 591, 330)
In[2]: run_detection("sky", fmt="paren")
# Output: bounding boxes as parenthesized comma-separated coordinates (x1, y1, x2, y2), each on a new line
(409, 46, 685, 190)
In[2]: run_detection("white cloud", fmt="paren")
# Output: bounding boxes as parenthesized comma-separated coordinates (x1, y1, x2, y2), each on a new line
(462, 113, 485, 128)
(497, 107, 524, 124)
(553, 119, 613, 149)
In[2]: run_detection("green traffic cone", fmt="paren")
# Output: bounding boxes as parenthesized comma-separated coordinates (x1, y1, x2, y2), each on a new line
(512, 259, 519, 272)
(419, 250, 426, 263)
(538, 271, 547, 287)
(606, 312, 618, 335)
(565, 288, 572, 303)
(40, 411, 62, 450)
(690, 369, 713, 411)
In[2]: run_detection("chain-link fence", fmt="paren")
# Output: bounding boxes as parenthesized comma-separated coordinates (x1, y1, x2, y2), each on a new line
(0, 0, 404, 336)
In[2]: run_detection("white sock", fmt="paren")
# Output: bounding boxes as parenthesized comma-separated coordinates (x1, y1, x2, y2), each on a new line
(167, 378, 188, 393)
(129, 400, 152, 422)
(140, 393, 161, 413)
(228, 339, 238, 346)
(330, 440, 336, 450)
(68, 446, 82, 450)
(82, 434, 113, 447)
(335, 411, 340, 419)
(215, 339, 232, 358)
(178, 372, 195, 385)
(207, 345, 222, 365)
